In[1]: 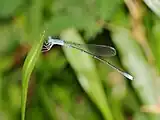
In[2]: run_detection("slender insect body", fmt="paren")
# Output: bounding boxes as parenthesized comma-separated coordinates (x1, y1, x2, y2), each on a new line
(49, 38, 64, 46)
(63, 42, 72, 48)
(42, 37, 134, 80)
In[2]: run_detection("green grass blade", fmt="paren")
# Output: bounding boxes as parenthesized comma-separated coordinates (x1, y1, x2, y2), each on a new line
(60, 28, 113, 120)
(21, 30, 46, 120)
(110, 26, 160, 120)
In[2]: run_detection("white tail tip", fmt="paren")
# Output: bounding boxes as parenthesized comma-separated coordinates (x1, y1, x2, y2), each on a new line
(123, 72, 134, 80)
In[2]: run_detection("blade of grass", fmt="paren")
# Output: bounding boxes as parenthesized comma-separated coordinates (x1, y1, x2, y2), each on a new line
(38, 85, 59, 120)
(21, 30, 46, 120)
(110, 26, 160, 120)
(143, 0, 160, 18)
(60, 28, 113, 120)
(110, 26, 157, 104)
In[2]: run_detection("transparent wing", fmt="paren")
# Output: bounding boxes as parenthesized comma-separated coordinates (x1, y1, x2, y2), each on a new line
(66, 42, 116, 57)
(87, 44, 116, 57)
(42, 39, 117, 57)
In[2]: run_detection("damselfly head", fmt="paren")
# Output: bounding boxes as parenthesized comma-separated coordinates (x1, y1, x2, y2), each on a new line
(42, 39, 54, 52)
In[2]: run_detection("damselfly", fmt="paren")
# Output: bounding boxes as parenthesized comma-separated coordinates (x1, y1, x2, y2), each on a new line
(42, 36, 134, 80)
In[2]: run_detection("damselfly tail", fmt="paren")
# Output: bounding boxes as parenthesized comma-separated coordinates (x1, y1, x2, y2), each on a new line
(70, 44, 134, 80)
(94, 56, 134, 80)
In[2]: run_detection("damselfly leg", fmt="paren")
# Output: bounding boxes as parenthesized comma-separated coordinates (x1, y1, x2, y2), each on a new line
(42, 40, 53, 52)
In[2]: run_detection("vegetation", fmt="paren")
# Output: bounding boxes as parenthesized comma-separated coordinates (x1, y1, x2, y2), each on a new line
(0, 0, 160, 120)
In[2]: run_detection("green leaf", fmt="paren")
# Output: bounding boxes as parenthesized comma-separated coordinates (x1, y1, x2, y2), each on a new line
(60, 28, 113, 120)
(0, 56, 13, 72)
(110, 26, 159, 119)
(133, 112, 148, 120)
(0, 0, 23, 17)
(97, 0, 123, 20)
(45, 14, 95, 36)
(21, 30, 46, 120)
(49, 0, 103, 37)
(143, 0, 160, 18)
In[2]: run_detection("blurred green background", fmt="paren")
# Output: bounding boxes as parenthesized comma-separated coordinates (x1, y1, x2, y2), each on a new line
(1, 0, 160, 120)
